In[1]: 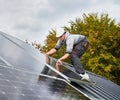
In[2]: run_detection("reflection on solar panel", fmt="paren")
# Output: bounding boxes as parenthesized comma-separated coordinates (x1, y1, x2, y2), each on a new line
(0, 66, 89, 100)
(0, 31, 120, 100)
(0, 31, 89, 100)
(40, 61, 120, 100)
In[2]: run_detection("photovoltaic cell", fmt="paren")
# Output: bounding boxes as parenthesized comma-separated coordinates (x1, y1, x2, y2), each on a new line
(0, 66, 89, 100)
(0, 31, 120, 100)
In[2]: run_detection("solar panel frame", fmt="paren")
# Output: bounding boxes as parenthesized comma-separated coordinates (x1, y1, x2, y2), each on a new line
(0, 31, 120, 100)
(0, 65, 90, 100)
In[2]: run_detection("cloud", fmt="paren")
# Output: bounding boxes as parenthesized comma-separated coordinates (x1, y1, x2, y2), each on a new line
(0, 0, 53, 43)
(0, 0, 120, 45)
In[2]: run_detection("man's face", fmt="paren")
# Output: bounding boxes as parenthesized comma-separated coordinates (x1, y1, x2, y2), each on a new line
(59, 33, 65, 41)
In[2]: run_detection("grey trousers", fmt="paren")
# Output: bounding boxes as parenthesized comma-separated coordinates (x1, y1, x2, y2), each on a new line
(70, 40, 89, 74)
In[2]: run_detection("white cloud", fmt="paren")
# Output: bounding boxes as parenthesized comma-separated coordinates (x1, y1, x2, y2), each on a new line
(0, 0, 120, 45)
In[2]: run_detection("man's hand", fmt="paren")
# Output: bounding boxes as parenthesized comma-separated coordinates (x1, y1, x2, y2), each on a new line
(56, 59, 62, 71)
(56, 53, 70, 71)
(45, 54, 50, 64)
(56, 59, 62, 66)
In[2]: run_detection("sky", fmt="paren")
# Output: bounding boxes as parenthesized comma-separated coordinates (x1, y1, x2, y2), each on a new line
(0, 0, 120, 45)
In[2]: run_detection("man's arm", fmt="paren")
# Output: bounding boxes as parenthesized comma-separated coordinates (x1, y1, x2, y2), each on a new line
(46, 48, 57, 56)
(56, 53, 70, 71)
(57, 53, 70, 65)
(59, 53, 70, 61)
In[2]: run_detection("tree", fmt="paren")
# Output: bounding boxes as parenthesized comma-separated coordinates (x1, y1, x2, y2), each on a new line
(64, 13, 120, 85)
(39, 13, 120, 85)
(42, 29, 66, 60)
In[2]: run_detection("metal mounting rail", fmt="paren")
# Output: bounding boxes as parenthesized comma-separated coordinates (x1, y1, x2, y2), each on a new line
(45, 63, 70, 82)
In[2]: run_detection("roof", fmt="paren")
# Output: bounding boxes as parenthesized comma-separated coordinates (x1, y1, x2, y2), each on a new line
(0, 31, 120, 100)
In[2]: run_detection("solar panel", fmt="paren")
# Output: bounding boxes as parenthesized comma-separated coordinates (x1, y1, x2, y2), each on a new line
(0, 31, 120, 100)
(0, 66, 89, 100)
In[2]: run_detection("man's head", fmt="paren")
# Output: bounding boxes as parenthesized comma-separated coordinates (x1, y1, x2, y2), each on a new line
(56, 28, 65, 38)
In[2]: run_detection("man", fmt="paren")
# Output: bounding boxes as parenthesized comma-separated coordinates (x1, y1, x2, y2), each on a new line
(45, 28, 89, 81)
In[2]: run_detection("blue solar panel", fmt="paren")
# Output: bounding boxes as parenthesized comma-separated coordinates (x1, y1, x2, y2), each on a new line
(0, 66, 89, 100)
(0, 31, 120, 100)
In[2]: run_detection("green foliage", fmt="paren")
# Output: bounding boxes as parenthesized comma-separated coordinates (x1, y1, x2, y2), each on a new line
(41, 29, 66, 59)
(42, 29, 57, 52)
(38, 13, 120, 85)
(65, 13, 120, 85)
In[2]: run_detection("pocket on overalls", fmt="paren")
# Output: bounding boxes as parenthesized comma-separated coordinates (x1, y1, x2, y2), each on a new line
(73, 42, 85, 57)
(83, 41, 89, 50)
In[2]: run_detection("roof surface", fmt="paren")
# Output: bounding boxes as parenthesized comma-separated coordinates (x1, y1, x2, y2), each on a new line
(0, 31, 120, 100)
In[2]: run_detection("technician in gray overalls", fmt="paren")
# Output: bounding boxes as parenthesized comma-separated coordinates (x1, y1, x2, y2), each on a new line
(45, 28, 89, 80)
